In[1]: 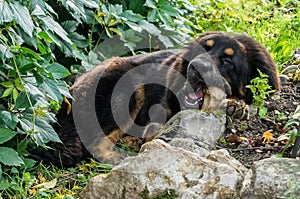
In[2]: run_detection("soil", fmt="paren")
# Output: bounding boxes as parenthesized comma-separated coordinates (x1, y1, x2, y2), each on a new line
(221, 51, 300, 168)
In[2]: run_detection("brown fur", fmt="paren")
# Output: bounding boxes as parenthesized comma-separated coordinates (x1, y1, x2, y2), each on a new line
(30, 32, 280, 167)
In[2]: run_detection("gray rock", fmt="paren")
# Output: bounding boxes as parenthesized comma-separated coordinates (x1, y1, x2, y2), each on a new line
(156, 110, 226, 152)
(80, 140, 247, 199)
(240, 158, 300, 199)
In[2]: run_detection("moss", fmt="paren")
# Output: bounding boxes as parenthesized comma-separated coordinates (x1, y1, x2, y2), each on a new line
(139, 186, 178, 199)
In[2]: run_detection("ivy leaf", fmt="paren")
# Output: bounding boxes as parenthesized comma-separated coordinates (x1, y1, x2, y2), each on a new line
(46, 63, 71, 79)
(0, 111, 19, 129)
(9, 1, 34, 37)
(0, 128, 18, 144)
(0, 147, 24, 166)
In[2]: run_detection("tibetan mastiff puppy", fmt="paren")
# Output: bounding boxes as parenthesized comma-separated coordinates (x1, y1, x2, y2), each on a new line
(31, 32, 280, 166)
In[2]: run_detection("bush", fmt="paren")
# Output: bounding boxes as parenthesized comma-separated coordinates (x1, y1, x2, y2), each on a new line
(0, 0, 197, 179)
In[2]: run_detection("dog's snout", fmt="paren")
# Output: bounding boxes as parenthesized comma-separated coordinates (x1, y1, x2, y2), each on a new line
(190, 55, 216, 74)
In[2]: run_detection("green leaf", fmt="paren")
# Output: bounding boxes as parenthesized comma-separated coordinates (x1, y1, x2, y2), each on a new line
(15, 78, 25, 92)
(144, 0, 157, 9)
(0, 0, 14, 23)
(42, 78, 63, 102)
(0, 111, 19, 129)
(9, 1, 34, 37)
(20, 116, 61, 145)
(38, 31, 54, 43)
(57, 80, 72, 99)
(1, 81, 14, 88)
(0, 87, 13, 98)
(120, 10, 144, 22)
(21, 47, 42, 60)
(147, 9, 157, 22)
(15, 92, 36, 109)
(17, 139, 30, 156)
(0, 147, 24, 166)
(38, 15, 72, 44)
(69, 32, 89, 48)
(20, 158, 36, 171)
(0, 128, 18, 144)
(139, 20, 161, 35)
(160, 5, 178, 17)
(0, 44, 14, 60)
(12, 88, 18, 103)
(158, 35, 174, 48)
(284, 119, 300, 128)
(61, 20, 79, 33)
(0, 178, 10, 190)
(46, 63, 71, 79)
(125, 21, 143, 32)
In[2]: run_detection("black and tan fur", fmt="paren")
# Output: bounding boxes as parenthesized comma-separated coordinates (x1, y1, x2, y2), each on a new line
(31, 32, 280, 167)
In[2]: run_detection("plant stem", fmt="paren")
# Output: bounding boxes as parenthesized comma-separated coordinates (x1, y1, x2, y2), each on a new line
(291, 127, 300, 158)
(13, 55, 36, 132)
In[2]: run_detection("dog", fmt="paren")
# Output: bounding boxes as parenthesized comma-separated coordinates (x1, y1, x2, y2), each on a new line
(31, 32, 280, 167)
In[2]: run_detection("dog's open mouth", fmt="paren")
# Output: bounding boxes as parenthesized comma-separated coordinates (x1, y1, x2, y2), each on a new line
(182, 84, 205, 109)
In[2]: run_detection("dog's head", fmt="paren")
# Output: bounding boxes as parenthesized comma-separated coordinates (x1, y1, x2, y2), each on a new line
(180, 32, 280, 111)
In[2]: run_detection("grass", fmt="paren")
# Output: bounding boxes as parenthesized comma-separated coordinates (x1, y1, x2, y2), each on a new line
(1, 0, 299, 198)
(0, 160, 113, 199)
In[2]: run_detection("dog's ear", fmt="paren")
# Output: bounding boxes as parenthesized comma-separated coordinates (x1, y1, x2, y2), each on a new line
(234, 34, 280, 91)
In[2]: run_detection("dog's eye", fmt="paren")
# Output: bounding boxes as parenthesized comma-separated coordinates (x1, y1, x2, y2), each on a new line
(221, 58, 232, 66)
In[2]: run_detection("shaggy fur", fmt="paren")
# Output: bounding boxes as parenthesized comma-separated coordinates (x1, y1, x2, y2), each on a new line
(31, 32, 280, 167)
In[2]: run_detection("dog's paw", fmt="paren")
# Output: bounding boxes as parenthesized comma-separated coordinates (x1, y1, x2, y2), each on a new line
(225, 99, 249, 120)
(142, 122, 164, 142)
(96, 151, 125, 165)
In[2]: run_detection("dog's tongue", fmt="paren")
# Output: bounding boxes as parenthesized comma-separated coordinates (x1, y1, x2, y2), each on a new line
(188, 87, 203, 100)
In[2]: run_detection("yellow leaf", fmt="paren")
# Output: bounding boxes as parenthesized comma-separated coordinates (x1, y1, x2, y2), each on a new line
(29, 188, 36, 195)
(64, 97, 72, 115)
(262, 131, 273, 143)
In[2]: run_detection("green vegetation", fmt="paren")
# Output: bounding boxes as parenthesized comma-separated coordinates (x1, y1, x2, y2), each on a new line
(279, 179, 300, 199)
(278, 105, 300, 158)
(246, 69, 276, 118)
(140, 186, 178, 199)
(0, 0, 299, 198)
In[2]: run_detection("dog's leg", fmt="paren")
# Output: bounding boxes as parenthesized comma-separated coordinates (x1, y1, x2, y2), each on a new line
(92, 129, 125, 165)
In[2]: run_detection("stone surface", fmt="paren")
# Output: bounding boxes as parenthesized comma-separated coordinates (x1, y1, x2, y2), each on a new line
(80, 110, 300, 199)
(240, 158, 300, 199)
(81, 140, 247, 199)
(157, 110, 226, 151)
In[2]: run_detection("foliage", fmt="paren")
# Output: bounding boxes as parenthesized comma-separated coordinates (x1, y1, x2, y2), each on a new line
(140, 186, 178, 199)
(0, 159, 112, 198)
(278, 179, 300, 199)
(0, 0, 299, 197)
(0, 0, 195, 177)
(279, 105, 300, 158)
(191, 0, 300, 68)
(246, 69, 275, 118)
